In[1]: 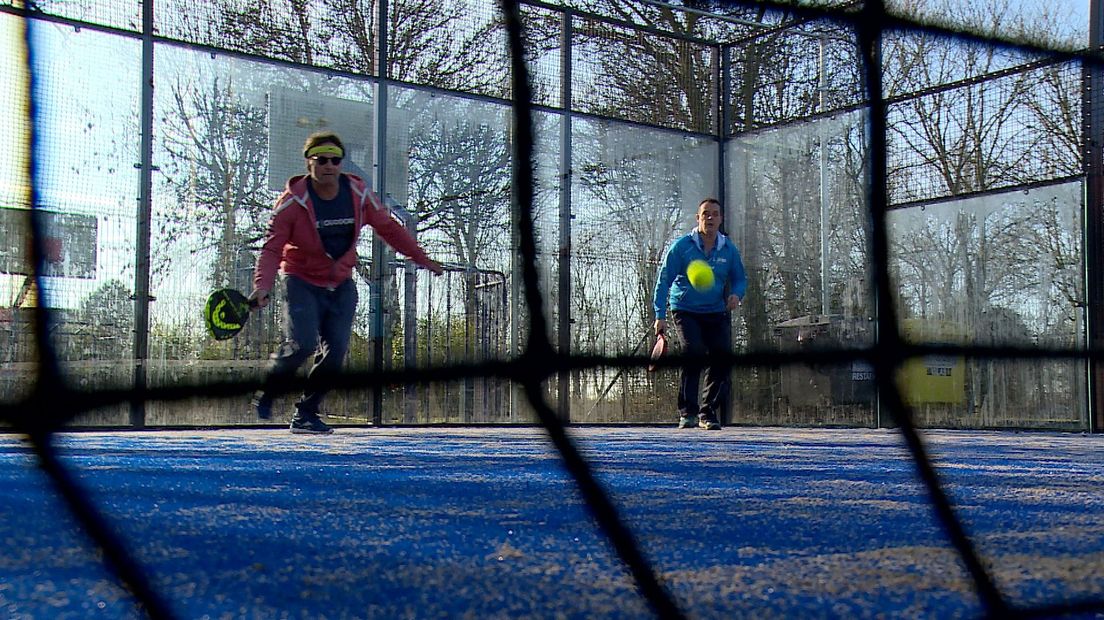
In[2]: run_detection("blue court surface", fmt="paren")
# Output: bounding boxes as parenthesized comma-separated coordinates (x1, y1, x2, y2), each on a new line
(1, 427, 1102, 619)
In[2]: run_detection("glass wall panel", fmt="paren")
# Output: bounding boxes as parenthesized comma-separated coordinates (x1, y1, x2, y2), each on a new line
(0, 13, 33, 403)
(379, 87, 515, 423)
(570, 118, 718, 422)
(530, 110, 565, 352)
(527, 109, 565, 422)
(2, 21, 141, 419)
(148, 45, 375, 425)
(0, 14, 29, 209)
(888, 181, 1086, 429)
(728, 109, 875, 427)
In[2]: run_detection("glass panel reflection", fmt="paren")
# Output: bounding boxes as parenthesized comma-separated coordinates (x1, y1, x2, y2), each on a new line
(889, 181, 1086, 428)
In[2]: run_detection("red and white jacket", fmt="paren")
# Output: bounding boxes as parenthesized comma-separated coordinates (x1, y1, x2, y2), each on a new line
(253, 173, 433, 292)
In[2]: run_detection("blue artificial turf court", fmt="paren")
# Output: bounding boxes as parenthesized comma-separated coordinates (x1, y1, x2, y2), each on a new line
(1, 426, 1102, 618)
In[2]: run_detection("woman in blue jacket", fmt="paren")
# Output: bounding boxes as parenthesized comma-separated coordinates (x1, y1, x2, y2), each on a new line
(653, 198, 747, 430)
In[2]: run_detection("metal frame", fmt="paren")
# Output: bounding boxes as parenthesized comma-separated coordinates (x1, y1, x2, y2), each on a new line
(1085, 0, 1104, 433)
(130, 0, 155, 428)
(558, 13, 574, 421)
(370, 0, 390, 427)
(7, 0, 1099, 431)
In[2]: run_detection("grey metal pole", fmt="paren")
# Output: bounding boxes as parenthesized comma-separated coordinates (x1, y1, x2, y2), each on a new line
(403, 213, 418, 424)
(719, 42, 732, 427)
(370, 0, 389, 426)
(717, 43, 727, 217)
(558, 12, 574, 423)
(818, 35, 831, 316)
(1084, 0, 1104, 433)
(423, 271, 433, 418)
(131, 0, 155, 429)
(509, 161, 521, 422)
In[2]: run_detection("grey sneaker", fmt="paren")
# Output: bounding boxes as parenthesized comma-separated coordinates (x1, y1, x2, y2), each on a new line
(290, 414, 333, 435)
(698, 413, 721, 431)
(678, 414, 698, 429)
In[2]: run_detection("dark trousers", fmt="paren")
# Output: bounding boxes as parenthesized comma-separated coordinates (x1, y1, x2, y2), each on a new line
(261, 275, 357, 417)
(670, 310, 731, 419)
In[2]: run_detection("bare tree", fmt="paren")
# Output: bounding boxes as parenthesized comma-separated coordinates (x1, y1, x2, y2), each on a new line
(407, 117, 512, 271)
(154, 75, 277, 360)
(156, 76, 271, 291)
(880, 0, 1085, 419)
(882, 0, 1082, 324)
(884, 0, 1081, 200)
(569, 0, 763, 132)
(69, 279, 134, 361)
(188, 0, 508, 94)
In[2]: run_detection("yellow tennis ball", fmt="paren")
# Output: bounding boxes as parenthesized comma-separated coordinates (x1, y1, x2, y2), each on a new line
(687, 259, 714, 291)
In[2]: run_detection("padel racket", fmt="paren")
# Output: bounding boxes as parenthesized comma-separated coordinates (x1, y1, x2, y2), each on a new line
(647, 333, 668, 372)
(203, 288, 257, 340)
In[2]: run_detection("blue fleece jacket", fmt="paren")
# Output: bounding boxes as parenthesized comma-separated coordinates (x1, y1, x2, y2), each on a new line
(653, 230, 747, 319)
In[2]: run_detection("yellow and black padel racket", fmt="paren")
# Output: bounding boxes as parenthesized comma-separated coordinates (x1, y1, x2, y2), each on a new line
(203, 288, 257, 340)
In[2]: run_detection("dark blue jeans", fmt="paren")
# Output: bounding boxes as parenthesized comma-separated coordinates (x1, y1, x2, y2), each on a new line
(261, 275, 357, 417)
(670, 310, 731, 419)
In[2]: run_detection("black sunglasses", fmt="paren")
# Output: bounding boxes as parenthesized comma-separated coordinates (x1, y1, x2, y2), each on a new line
(310, 156, 343, 165)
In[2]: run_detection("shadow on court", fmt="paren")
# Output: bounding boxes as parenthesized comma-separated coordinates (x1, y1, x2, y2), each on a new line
(0, 427, 1101, 618)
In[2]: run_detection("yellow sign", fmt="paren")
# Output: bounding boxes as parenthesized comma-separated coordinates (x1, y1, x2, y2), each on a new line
(896, 319, 965, 404)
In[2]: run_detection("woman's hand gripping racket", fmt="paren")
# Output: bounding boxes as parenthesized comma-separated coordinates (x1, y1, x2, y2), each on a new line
(203, 288, 259, 340)
(647, 331, 668, 372)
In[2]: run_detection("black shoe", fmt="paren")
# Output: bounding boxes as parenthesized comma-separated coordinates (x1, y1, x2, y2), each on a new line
(290, 414, 333, 434)
(698, 414, 721, 431)
(252, 392, 273, 420)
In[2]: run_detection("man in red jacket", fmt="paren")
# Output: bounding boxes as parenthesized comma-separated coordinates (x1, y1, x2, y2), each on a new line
(250, 131, 443, 434)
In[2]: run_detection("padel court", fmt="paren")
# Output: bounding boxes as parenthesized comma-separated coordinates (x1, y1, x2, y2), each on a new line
(6, 0, 1104, 618)
(2, 427, 1101, 618)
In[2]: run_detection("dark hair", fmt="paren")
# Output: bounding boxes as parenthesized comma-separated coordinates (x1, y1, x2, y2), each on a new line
(302, 131, 345, 157)
(698, 197, 722, 210)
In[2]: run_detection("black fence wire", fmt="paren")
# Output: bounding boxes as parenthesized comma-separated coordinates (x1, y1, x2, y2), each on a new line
(2, 0, 1103, 618)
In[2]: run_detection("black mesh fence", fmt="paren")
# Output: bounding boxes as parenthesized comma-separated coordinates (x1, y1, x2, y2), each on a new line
(0, 2, 1094, 423)
(2, 0, 1104, 617)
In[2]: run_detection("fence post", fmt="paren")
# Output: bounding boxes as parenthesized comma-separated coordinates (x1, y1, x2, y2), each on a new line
(1085, 0, 1104, 433)
(130, 0, 155, 429)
